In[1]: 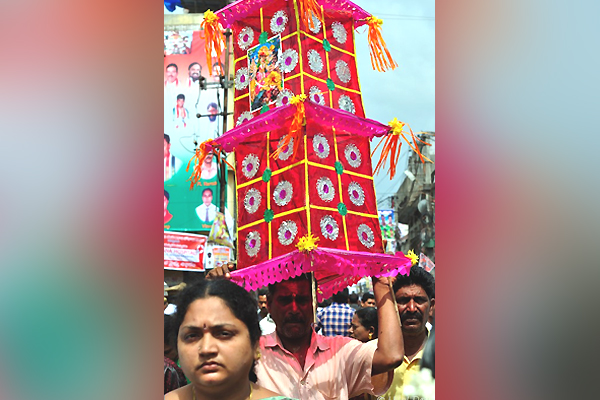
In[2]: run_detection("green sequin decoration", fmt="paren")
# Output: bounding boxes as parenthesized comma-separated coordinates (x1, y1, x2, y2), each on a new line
(262, 168, 272, 182)
(334, 161, 344, 175)
(259, 32, 268, 44)
(337, 202, 348, 216)
(264, 209, 274, 223)
(326, 78, 336, 91)
(322, 39, 331, 52)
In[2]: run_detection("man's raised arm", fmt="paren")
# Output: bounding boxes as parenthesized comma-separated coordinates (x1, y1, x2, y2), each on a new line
(371, 276, 404, 375)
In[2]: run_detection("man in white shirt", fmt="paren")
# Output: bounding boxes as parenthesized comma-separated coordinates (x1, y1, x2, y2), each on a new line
(164, 63, 181, 108)
(257, 288, 277, 335)
(195, 187, 217, 223)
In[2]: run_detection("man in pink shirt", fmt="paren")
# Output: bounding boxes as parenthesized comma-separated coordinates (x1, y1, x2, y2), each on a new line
(208, 268, 404, 400)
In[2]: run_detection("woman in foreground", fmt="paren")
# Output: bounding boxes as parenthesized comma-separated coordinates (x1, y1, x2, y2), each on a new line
(165, 279, 298, 400)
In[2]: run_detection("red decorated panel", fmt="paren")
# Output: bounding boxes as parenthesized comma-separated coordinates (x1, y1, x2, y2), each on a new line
(261, 1, 299, 39)
(344, 213, 383, 253)
(309, 207, 345, 249)
(269, 163, 306, 214)
(237, 180, 267, 228)
(300, 37, 328, 80)
(334, 134, 373, 176)
(271, 210, 308, 258)
(307, 164, 340, 208)
(233, 57, 249, 99)
(269, 126, 306, 170)
(323, 12, 355, 54)
(233, 19, 262, 60)
(237, 220, 269, 269)
(340, 173, 377, 216)
(331, 89, 365, 119)
(236, 138, 268, 185)
(280, 35, 301, 77)
(280, 75, 302, 104)
(327, 48, 360, 93)
(303, 75, 331, 108)
(305, 125, 335, 164)
(299, 9, 325, 41)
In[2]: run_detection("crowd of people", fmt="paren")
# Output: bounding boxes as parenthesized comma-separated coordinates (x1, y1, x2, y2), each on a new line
(164, 265, 435, 400)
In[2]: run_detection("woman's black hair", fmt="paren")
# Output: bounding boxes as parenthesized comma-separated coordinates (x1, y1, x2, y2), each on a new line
(164, 314, 177, 347)
(174, 278, 261, 382)
(355, 307, 379, 339)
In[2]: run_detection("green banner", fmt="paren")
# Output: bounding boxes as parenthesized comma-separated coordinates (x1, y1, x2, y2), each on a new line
(164, 26, 226, 232)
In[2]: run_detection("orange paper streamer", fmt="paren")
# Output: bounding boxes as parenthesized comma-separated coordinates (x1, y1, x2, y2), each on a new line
(187, 139, 234, 189)
(298, 0, 322, 31)
(271, 94, 307, 161)
(371, 118, 431, 179)
(365, 16, 398, 72)
(200, 10, 225, 76)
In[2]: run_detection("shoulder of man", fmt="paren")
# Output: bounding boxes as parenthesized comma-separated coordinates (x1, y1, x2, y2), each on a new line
(315, 332, 356, 351)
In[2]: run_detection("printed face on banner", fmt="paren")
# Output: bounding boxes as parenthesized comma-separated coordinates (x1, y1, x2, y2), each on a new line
(248, 35, 283, 112)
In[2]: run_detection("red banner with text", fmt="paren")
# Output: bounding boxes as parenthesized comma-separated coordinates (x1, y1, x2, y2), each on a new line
(164, 231, 208, 271)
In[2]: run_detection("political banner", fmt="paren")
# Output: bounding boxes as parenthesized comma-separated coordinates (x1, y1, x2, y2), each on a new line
(164, 231, 208, 271)
(202, 243, 232, 270)
(419, 252, 435, 273)
(378, 209, 395, 241)
(164, 17, 227, 232)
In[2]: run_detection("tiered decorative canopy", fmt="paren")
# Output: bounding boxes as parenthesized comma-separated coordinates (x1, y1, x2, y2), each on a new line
(203, 0, 413, 300)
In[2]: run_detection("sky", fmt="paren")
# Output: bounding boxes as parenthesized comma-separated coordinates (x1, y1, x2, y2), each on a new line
(351, 0, 435, 208)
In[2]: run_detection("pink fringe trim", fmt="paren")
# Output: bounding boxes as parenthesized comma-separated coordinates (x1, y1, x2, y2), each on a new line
(230, 247, 411, 301)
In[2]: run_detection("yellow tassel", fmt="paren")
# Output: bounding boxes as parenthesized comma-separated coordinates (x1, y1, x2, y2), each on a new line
(371, 118, 432, 179)
(200, 10, 225, 76)
(296, 233, 320, 253)
(289, 93, 307, 105)
(406, 249, 419, 266)
(365, 16, 398, 72)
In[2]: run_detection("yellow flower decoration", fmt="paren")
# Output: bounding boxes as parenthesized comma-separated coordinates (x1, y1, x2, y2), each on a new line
(289, 94, 307, 105)
(203, 9, 218, 24)
(365, 16, 383, 27)
(388, 117, 405, 136)
(296, 233, 319, 253)
(406, 249, 419, 266)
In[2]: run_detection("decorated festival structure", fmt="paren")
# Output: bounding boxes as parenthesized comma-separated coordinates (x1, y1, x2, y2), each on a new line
(188, 0, 429, 301)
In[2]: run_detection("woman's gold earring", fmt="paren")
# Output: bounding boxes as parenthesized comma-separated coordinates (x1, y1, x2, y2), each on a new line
(255, 349, 262, 360)
(368, 332, 373, 340)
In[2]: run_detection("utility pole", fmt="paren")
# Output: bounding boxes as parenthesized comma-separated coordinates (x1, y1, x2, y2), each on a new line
(219, 28, 232, 213)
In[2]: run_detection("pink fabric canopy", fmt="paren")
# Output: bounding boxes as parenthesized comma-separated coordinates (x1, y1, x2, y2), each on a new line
(216, 0, 372, 29)
(212, 101, 390, 152)
(230, 247, 411, 302)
